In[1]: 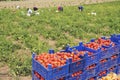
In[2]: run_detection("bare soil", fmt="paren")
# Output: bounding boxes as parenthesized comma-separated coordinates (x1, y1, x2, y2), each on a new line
(0, 0, 117, 9)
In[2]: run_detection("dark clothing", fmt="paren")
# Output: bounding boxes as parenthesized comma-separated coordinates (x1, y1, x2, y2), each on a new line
(78, 6, 83, 11)
(33, 7, 38, 11)
(58, 6, 63, 11)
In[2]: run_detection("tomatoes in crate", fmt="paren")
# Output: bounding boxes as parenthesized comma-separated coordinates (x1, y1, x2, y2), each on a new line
(34, 71, 45, 80)
(71, 70, 82, 77)
(86, 64, 96, 70)
(111, 54, 118, 60)
(95, 38, 115, 51)
(84, 42, 100, 50)
(95, 38, 115, 47)
(35, 51, 83, 69)
(88, 77, 95, 80)
(100, 59, 107, 63)
(56, 52, 81, 62)
(85, 38, 115, 51)
(35, 53, 66, 68)
(98, 70, 107, 77)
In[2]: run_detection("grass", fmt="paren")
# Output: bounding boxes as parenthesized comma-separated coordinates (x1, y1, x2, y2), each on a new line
(0, 1, 120, 76)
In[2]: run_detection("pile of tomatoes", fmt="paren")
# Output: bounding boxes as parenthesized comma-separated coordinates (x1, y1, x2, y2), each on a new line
(95, 38, 115, 47)
(86, 64, 96, 70)
(35, 52, 84, 69)
(84, 38, 115, 51)
(98, 70, 107, 77)
(84, 42, 100, 50)
(71, 70, 82, 77)
(34, 71, 65, 80)
(111, 54, 118, 60)
(34, 71, 45, 80)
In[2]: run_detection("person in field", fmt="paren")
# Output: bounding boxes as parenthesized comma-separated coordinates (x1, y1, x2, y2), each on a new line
(27, 8, 33, 16)
(33, 7, 39, 15)
(56, 6, 63, 12)
(78, 6, 84, 11)
(16, 5, 20, 9)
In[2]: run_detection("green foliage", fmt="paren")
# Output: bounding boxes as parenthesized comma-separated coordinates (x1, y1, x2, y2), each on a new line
(9, 54, 31, 76)
(0, 1, 120, 76)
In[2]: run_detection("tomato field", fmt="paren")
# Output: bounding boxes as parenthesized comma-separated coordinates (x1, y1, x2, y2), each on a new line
(0, 0, 120, 79)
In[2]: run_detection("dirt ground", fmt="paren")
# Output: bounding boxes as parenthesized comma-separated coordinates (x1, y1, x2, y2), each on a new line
(0, 62, 30, 80)
(0, 0, 117, 9)
(0, 0, 119, 80)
